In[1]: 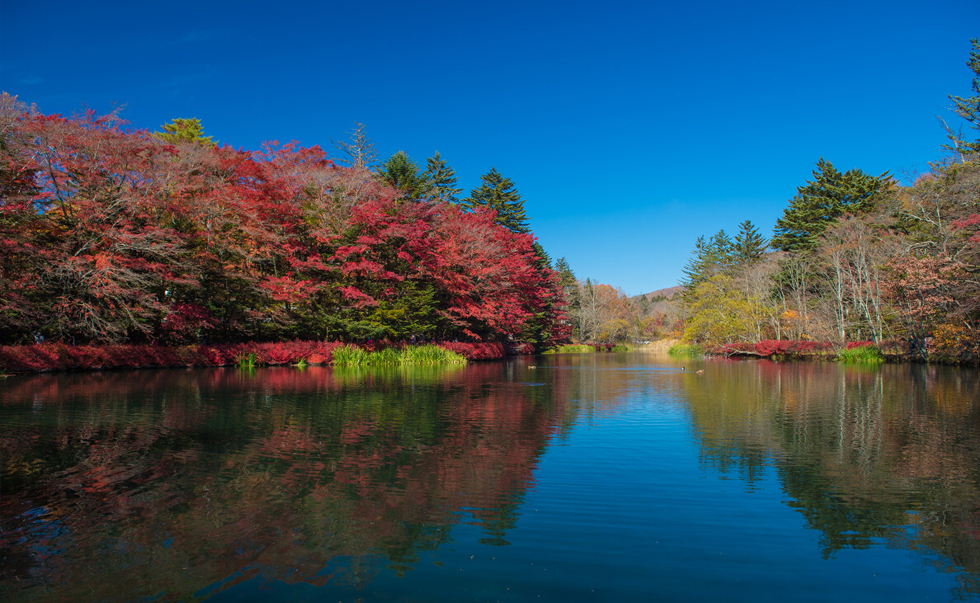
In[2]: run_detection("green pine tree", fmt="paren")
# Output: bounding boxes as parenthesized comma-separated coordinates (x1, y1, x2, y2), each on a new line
(771, 159, 888, 252)
(155, 117, 216, 145)
(733, 220, 767, 264)
(681, 236, 710, 292)
(681, 230, 737, 304)
(555, 257, 580, 312)
(944, 38, 980, 156)
(422, 151, 462, 203)
(461, 167, 530, 233)
(378, 151, 430, 199)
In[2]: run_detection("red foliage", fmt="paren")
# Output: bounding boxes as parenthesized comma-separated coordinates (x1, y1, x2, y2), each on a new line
(0, 104, 568, 350)
(436, 341, 506, 360)
(754, 340, 788, 356)
(846, 341, 873, 350)
(509, 342, 537, 355)
(706, 340, 835, 358)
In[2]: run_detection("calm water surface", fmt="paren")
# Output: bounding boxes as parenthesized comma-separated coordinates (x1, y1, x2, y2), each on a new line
(2, 354, 979, 602)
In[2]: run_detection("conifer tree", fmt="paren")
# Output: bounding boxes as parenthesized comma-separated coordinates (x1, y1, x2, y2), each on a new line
(554, 257, 580, 309)
(461, 167, 530, 233)
(771, 159, 888, 252)
(155, 117, 216, 145)
(708, 229, 735, 269)
(422, 151, 462, 203)
(378, 151, 429, 199)
(681, 236, 710, 292)
(945, 38, 980, 156)
(733, 220, 767, 264)
(681, 230, 738, 304)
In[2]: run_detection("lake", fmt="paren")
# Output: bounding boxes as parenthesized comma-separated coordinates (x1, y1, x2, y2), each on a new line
(2, 353, 979, 602)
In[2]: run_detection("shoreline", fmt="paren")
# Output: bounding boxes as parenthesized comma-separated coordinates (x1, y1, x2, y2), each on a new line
(0, 340, 519, 375)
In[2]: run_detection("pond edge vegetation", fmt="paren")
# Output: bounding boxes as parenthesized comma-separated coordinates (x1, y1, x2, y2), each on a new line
(0, 340, 501, 374)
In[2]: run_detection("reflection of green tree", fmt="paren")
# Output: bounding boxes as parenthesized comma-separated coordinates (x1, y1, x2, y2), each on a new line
(779, 460, 906, 557)
(0, 362, 569, 602)
(679, 361, 980, 597)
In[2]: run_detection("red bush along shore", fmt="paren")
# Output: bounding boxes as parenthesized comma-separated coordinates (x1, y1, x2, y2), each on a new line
(708, 340, 836, 358)
(704, 339, 909, 359)
(0, 340, 512, 374)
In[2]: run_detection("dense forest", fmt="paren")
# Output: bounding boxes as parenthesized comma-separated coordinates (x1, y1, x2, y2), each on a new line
(0, 99, 568, 349)
(3, 40, 978, 364)
(673, 39, 980, 363)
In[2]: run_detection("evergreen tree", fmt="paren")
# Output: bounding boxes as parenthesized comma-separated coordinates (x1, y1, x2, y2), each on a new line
(733, 220, 767, 264)
(461, 167, 530, 233)
(378, 151, 430, 199)
(422, 152, 462, 203)
(532, 242, 552, 270)
(708, 229, 735, 269)
(681, 230, 737, 303)
(681, 236, 710, 293)
(771, 159, 888, 253)
(945, 38, 980, 156)
(155, 117, 216, 145)
(554, 257, 580, 310)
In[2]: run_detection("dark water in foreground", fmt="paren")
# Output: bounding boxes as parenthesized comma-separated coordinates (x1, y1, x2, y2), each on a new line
(2, 354, 979, 602)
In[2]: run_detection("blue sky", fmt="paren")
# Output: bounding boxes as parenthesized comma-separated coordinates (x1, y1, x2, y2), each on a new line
(2, 0, 978, 295)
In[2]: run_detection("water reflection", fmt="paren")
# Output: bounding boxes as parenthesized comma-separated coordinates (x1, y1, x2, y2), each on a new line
(1, 363, 569, 602)
(678, 359, 980, 596)
(2, 356, 980, 601)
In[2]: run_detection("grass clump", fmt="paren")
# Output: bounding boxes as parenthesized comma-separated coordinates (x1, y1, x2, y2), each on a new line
(543, 344, 596, 355)
(667, 343, 705, 357)
(836, 346, 884, 364)
(236, 352, 256, 369)
(332, 344, 466, 366)
(610, 344, 633, 353)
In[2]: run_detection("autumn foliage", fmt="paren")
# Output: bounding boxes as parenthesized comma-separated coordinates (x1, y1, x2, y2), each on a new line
(0, 96, 568, 349)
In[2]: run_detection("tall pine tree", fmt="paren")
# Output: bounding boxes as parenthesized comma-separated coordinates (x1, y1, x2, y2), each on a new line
(422, 151, 462, 203)
(378, 151, 430, 199)
(945, 38, 980, 156)
(460, 167, 530, 233)
(771, 159, 888, 252)
(733, 220, 767, 264)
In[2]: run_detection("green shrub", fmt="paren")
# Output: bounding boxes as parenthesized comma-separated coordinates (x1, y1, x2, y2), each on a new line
(836, 346, 884, 364)
(667, 343, 705, 357)
(610, 344, 633, 353)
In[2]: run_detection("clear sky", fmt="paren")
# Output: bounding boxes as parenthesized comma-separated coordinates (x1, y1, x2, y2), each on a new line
(2, 0, 978, 295)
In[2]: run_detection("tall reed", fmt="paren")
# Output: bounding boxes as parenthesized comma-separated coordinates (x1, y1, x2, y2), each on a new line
(836, 346, 884, 364)
(332, 345, 466, 366)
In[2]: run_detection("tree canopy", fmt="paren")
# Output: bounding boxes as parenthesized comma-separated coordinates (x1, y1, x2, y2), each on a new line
(771, 158, 889, 252)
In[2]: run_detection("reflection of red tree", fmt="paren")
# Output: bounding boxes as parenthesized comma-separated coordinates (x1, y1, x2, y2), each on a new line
(1, 362, 569, 602)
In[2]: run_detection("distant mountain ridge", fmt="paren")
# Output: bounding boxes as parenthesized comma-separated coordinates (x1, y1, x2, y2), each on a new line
(634, 286, 685, 302)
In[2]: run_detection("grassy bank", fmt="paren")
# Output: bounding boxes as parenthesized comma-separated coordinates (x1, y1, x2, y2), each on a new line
(835, 345, 884, 364)
(668, 343, 705, 357)
(543, 344, 596, 354)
